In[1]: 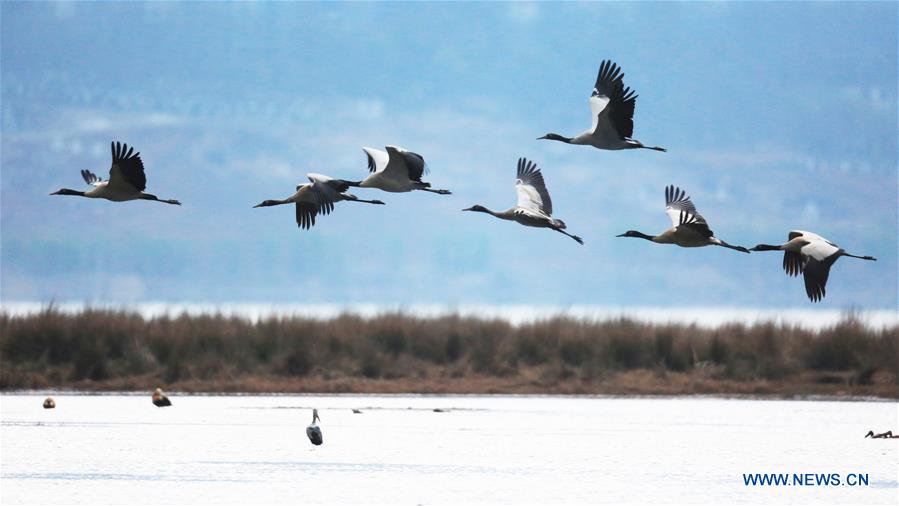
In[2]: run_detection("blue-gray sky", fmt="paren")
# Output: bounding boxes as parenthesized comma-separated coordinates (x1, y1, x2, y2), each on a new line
(2, 1, 896, 309)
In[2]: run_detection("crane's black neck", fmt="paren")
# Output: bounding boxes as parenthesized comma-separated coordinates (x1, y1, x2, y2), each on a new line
(51, 188, 86, 197)
(750, 244, 782, 252)
(539, 133, 572, 144)
(463, 205, 515, 220)
(617, 230, 655, 241)
(254, 199, 292, 208)
(465, 205, 490, 214)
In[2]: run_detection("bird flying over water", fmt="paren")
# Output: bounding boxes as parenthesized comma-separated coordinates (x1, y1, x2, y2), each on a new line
(617, 185, 748, 253)
(463, 157, 583, 245)
(538, 60, 665, 152)
(345, 145, 451, 195)
(253, 173, 385, 229)
(750, 231, 876, 302)
(306, 408, 323, 446)
(51, 141, 181, 205)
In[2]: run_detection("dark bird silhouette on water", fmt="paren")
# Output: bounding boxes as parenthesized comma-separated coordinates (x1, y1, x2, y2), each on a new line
(152, 387, 172, 407)
(865, 430, 897, 439)
(306, 409, 323, 446)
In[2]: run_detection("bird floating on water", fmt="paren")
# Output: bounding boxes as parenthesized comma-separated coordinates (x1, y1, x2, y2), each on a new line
(346, 146, 451, 195)
(306, 408, 323, 446)
(254, 173, 385, 229)
(617, 185, 749, 253)
(750, 231, 876, 302)
(539, 60, 665, 152)
(463, 158, 583, 245)
(42, 397, 55, 409)
(51, 141, 181, 205)
(152, 387, 172, 407)
(865, 430, 897, 439)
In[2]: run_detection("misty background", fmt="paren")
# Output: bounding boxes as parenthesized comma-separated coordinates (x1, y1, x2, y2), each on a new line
(2, 2, 896, 311)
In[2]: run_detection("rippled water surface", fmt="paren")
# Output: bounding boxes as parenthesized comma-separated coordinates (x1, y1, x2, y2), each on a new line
(1, 394, 896, 505)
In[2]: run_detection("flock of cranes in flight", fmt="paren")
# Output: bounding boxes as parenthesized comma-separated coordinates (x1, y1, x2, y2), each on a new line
(50, 60, 876, 303)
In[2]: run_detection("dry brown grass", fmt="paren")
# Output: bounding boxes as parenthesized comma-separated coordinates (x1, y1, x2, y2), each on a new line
(1, 308, 896, 398)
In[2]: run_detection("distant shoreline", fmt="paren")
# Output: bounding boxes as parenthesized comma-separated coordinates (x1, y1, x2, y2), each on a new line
(3, 378, 897, 402)
(3, 301, 898, 330)
(3, 308, 896, 399)
(4, 369, 897, 401)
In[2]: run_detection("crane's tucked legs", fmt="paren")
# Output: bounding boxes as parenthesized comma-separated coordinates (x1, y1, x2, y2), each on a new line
(842, 252, 877, 261)
(141, 193, 182, 205)
(343, 195, 386, 205)
(420, 188, 452, 195)
(554, 227, 584, 245)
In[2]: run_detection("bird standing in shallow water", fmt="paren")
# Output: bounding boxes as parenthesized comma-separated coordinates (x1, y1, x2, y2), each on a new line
(463, 157, 583, 245)
(306, 409, 323, 446)
(750, 231, 876, 302)
(539, 60, 665, 152)
(152, 387, 172, 407)
(51, 141, 181, 205)
(617, 185, 749, 253)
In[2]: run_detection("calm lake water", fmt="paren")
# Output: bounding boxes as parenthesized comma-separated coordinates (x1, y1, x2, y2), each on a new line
(1, 394, 897, 505)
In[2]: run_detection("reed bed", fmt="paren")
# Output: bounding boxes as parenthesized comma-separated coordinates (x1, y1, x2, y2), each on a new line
(1, 308, 896, 397)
